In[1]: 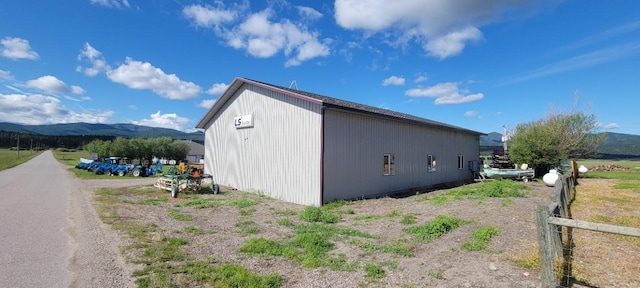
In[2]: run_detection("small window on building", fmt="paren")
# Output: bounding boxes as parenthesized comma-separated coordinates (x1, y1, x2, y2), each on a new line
(458, 155, 464, 169)
(383, 154, 395, 175)
(427, 154, 437, 172)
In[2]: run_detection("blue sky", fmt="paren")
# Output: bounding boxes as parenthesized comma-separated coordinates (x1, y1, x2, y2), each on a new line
(1, 0, 639, 135)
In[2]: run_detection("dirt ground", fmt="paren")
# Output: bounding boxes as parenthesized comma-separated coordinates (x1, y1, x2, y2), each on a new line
(88, 177, 638, 287)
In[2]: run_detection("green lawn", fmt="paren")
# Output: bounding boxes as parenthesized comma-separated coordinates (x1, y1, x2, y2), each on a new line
(0, 148, 43, 171)
(53, 148, 91, 167)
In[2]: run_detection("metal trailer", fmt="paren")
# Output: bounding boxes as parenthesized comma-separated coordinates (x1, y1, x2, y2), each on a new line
(154, 173, 219, 198)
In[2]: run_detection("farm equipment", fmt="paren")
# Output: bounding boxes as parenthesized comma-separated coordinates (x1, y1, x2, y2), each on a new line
(131, 161, 163, 177)
(94, 157, 121, 175)
(75, 158, 94, 169)
(154, 167, 218, 197)
(479, 125, 535, 182)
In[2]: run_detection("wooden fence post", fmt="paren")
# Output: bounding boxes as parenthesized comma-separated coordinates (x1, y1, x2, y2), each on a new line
(536, 205, 556, 288)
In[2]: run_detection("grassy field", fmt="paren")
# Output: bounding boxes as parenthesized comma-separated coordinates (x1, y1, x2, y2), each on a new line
(0, 148, 43, 171)
(54, 148, 90, 167)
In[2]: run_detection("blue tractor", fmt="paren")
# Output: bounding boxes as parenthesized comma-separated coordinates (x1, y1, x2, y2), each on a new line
(131, 161, 163, 177)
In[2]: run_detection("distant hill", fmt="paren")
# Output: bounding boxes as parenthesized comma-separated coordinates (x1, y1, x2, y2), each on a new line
(480, 131, 640, 159)
(2, 123, 639, 158)
(0, 122, 204, 141)
(479, 132, 503, 147)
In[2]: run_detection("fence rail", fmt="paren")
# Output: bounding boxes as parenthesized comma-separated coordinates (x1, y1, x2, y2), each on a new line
(546, 217, 640, 237)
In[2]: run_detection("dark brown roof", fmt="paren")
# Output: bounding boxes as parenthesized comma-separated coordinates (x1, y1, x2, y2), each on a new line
(196, 77, 484, 136)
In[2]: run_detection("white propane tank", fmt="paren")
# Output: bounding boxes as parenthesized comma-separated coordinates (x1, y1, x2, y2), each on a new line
(578, 165, 588, 174)
(543, 169, 559, 187)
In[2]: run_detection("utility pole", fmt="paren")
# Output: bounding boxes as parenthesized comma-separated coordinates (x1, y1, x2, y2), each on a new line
(16, 133, 20, 158)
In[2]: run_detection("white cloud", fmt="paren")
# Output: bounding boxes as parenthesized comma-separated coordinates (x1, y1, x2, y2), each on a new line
(0, 69, 14, 80)
(464, 110, 481, 119)
(183, 5, 330, 66)
(1, 37, 39, 60)
(505, 42, 640, 84)
(131, 111, 192, 132)
(89, 0, 130, 8)
(107, 57, 202, 100)
(414, 73, 428, 83)
(183, 4, 238, 28)
(297, 6, 323, 21)
(199, 99, 217, 109)
(206, 83, 229, 95)
(424, 26, 482, 59)
(70, 85, 86, 95)
(382, 75, 405, 86)
(334, 0, 536, 59)
(0, 93, 113, 125)
(26, 75, 69, 93)
(597, 122, 620, 130)
(76, 43, 110, 77)
(128, 104, 137, 110)
(405, 82, 484, 104)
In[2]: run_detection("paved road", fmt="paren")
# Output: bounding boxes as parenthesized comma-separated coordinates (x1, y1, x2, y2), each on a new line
(0, 151, 158, 288)
(0, 150, 73, 287)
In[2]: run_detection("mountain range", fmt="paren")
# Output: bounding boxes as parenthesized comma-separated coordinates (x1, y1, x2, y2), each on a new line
(1, 122, 639, 158)
(0, 122, 204, 141)
(479, 131, 640, 158)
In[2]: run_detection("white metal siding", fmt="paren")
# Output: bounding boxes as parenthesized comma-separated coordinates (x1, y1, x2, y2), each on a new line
(322, 109, 479, 203)
(202, 84, 323, 206)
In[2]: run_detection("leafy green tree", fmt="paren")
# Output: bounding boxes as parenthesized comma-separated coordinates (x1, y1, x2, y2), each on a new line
(168, 140, 190, 161)
(509, 111, 605, 172)
(149, 137, 173, 160)
(84, 139, 111, 160)
(110, 138, 130, 159)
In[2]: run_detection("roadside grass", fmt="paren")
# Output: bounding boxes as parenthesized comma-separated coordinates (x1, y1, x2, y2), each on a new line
(299, 206, 342, 223)
(236, 220, 260, 235)
(94, 186, 282, 287)
(52, 148, 88, 166)
(462, 226, 500, 251)
(175, 259, 282, 288)
(350, 238, 413, 257)
(0, 148, 43, 171)
(364, 263, 386, 280)
(136, 197, 167, 205)
(400, 215, 417, 225)
(167, 208, 193, 221)
(183, 226, 205, 235)
(422, 180, 530, 204)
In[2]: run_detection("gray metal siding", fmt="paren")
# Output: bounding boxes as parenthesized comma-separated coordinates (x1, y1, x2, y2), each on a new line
(202, 84, 323, 206)
(322, 109, 479, 202)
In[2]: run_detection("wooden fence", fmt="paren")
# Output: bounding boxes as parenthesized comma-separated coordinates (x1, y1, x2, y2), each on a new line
(535, 173, 640, 288)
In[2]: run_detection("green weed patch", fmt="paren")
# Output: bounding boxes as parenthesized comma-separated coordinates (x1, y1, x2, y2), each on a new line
(403, 215, 469, 242)
(462, 226, 499, 251)
(167, 208, 193, 221)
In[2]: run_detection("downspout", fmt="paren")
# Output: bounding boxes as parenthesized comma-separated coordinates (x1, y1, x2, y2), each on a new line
(319, 106, 325, 207)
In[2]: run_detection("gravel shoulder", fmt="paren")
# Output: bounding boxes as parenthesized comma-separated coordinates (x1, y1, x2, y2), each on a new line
(67, 177, 157, 288)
